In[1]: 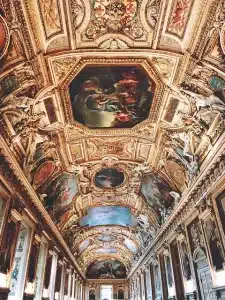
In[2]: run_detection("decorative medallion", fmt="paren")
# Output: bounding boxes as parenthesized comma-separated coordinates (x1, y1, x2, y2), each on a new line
(209, 75, 225, 90)
(85, 0, 138, 39)
(165, 160, 186, 188)
(94, 168, 125, 188)
(0, 15, 10, 60)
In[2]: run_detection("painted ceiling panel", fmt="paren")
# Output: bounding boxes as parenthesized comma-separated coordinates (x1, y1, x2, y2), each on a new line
(86, 259, 127, 279)
(69, 65, 155, 128)
(79, 206, 138, 227)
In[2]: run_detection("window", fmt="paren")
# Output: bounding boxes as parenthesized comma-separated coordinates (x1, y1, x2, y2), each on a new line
(100, 285, 113, 300)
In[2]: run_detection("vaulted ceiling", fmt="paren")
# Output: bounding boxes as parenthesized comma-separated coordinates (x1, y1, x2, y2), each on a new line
(0, 0, 225, 279)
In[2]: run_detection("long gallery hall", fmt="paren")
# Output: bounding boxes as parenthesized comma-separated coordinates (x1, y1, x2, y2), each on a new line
(0, 0, 225, 300)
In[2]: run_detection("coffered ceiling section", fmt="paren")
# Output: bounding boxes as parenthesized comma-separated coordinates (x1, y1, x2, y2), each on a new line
(0, 0, 225, 279)
(23, 0, 209, 52)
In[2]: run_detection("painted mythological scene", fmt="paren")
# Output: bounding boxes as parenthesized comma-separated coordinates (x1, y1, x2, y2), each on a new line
(141, 172, 174, 222)
(44, 172, 78, 221)
(86, 259, 127, 279)
(69, 66, 155, 128)
(79, 206, 137, 227)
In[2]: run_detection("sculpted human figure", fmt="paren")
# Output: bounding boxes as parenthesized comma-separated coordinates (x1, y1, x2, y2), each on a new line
(180, 88, 225, 113)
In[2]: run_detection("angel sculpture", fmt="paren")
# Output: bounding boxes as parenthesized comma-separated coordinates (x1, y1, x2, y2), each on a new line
(137, 214, 150, 232)
(180, 88, 225, 113)
(68, 164, 92, 194)
(0, 94, 33, 115)
(169, 191, 181, 204)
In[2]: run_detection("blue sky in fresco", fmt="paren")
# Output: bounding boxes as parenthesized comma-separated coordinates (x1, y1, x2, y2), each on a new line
(79, 206, 137, 227)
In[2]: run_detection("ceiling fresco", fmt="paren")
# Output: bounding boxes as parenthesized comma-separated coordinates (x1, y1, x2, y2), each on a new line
(69, 65, 155, 128)
(86, 259, 127, 279)
(94, 168, 125, 188)
(79, 206, 138, 227)
(0, 0, 225, 278)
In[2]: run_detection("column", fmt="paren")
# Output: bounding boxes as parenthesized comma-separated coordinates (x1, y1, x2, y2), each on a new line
(96, 284, 101, 300)
(145, 265, 152, 300)
(75, 279, 80, 300)
(67, 269, 72, 299)
(60, 261, 66, 300)
(49, 250, 58, 300)
(134, 277, 137, 300)
(137, 274, 141, 300)
(74, 274, 78, 300)
(0, 209, 21, 298)
(131, 280, 135, 300)
(71, 272, 75, 300)
(34, 235, 48, 300)
(124, 283, 129, 300)
(8, 216, 34, 300)
(80, 282, 83, 300)
(140, 270, 146, 300)
(84, 283, 89, 300)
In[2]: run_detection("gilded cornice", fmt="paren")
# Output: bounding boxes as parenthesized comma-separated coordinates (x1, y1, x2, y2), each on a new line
(129, 132, 225, 277)
(0, 136, 85, 279)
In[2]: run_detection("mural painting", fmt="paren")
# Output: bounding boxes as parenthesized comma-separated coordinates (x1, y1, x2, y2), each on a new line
(45, 172, 78, 220)
(179, 240, 192, 280)
(204, 218, 224, 270)
(89, 289, 96, 300)
(79, 206, 137, 227)
(165, 255, 173, 287)
(86, 259, 127, 279)
(141, 172, 174, 220)
(94, 168, 124, 188)
(216, 190, 225, 234)
(69, 66, 155, 128)
(187, 218, 205, 254)
(33, 161, 56, 187)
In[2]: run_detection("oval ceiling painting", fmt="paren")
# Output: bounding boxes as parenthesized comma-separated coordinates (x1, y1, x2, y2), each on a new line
(95, 168, 124, 188)
(69, 66, 155, 128)
(86, 259, 126, 279)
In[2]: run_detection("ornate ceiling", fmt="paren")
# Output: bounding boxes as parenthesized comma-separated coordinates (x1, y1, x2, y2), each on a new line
(0, 0, 225, 279)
